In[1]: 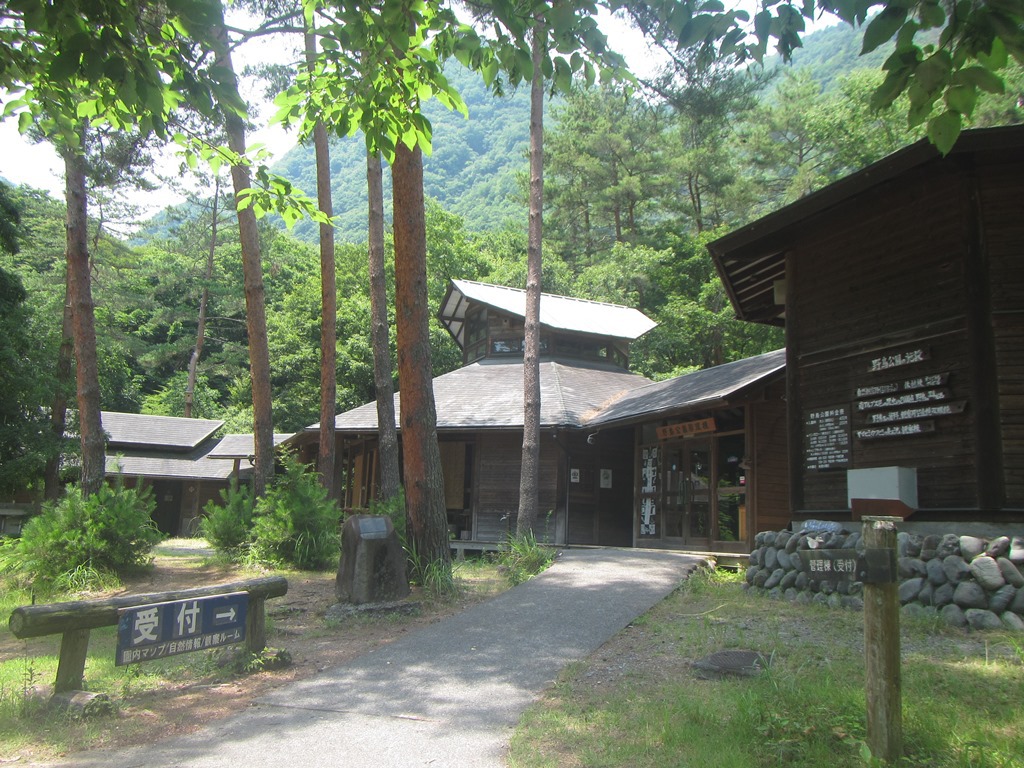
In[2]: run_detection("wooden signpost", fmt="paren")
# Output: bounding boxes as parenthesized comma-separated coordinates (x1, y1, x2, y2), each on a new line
(862, 516, 902, 762)
(799, 516, 902, 762)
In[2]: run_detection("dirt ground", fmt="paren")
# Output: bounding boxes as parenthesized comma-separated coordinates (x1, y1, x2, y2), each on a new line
(1, 542, 504, 762)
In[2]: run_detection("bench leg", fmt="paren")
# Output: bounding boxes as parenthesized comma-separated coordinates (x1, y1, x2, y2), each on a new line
(55, 628, 90, 693)
(246, 596, 266, 654)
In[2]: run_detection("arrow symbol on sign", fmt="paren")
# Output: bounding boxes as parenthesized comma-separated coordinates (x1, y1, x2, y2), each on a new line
(215, 607, 237, 622)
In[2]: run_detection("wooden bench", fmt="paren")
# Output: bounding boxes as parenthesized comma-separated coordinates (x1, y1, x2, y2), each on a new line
(449, 540, 503, 560)
(8, 576, 288, 694)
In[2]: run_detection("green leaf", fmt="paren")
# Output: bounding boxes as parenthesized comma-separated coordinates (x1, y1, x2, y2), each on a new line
(862, 7, 907, 55)
(927, 110, 961, 155)
(944, 84, 977, 116)
(952, 66, 1005, 94)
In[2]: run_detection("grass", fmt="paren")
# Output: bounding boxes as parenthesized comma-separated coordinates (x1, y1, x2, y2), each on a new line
(0, 538, 509, 763)
(509, 568, 1024, 768)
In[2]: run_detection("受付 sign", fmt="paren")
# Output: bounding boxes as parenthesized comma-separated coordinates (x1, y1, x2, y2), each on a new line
(116, 592, 248, 666)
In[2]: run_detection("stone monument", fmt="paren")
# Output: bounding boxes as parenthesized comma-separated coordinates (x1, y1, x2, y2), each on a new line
(335, 515, 410, 604)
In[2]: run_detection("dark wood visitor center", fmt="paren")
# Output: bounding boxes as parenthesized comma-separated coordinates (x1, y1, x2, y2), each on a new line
(709, 125, 1024, 533)
(291, 279, 790, 553)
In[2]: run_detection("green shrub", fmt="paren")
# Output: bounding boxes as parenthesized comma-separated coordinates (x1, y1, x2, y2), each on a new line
(200, 478, 254, 559)
(499, 530, 555, 586)
(6, 480, 161, 592)
(367, 487, 406, 540)
(248, 456, 340, 570)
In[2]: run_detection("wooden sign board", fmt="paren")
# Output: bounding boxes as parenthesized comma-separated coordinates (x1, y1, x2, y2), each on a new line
(657, 417, 716, 440)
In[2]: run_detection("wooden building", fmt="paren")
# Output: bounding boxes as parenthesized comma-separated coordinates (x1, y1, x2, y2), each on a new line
(294, 279, 790, 552)
(709, 126, 1024, 530)
(102, 412, 289, 535)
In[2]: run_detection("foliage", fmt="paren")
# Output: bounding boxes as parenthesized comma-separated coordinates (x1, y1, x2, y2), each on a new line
(405, 538, 460, 600)
(248, 455, 340, 570)
(367, 487, 407, 541)
(498, 530, 555, 586)
(2, 480, 161, 593)
(0, 266, 57, 496)
(200, 478, 254, 559)
(509, 567, 1024, 768)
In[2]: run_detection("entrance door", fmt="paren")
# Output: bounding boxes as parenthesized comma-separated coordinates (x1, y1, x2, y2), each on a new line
(662, 440, 711, 547)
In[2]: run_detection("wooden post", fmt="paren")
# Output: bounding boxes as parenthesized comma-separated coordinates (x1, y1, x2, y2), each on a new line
(862, 515, 902, 762)
(246, 595, 267, 654)
(54, 628, 90, 693)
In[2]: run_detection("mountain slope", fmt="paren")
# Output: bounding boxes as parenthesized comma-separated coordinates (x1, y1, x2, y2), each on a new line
(273, 65, 532, 244)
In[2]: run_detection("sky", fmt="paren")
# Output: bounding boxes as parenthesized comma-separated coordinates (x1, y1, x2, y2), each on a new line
(0, 7, 836, 220)
(0, 8, 669, 218)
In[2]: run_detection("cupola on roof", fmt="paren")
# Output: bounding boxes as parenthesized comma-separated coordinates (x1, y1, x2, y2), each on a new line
(438, 279, 657, 350)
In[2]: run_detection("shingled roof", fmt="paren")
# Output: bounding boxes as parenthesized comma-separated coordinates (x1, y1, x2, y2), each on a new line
(106, 442, 245, 482)
(586, 349, 786, 428)
(102, 411, 223, 452)
(438, 279, 658, 349)
(321, 358, 653, 434)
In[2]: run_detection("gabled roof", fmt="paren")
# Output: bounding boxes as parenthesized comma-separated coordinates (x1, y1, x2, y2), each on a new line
(102, 411, 223, 452)
(586, 349, 787, 428)
(206, 433, 293, 460)
(106, 441, 249, 482)
(321, 358, 653, 434)
(438, 279, 658, 349)
(708, 125, 1024, 325)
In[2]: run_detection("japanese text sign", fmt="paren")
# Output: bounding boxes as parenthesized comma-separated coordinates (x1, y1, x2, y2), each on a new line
(116, 592, 248, 666)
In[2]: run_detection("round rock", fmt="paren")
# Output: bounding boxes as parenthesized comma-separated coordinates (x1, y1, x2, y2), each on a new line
(965, 609, 1003, 631)
(936, 534, 961, 558)
(764, 547, 779, 572)
(776, 550, 793, 571)
(899, 577, 925, 605)
(997, 557, 1024, 588)
(969, 556, 1006, 591)
(941, 604, 967, 628)
(899, 557, 926, 579)
(1010, 587, 1024, 616)
(984, 536, 1011, 559)
(953, 581, 988, 610)
(763, 568, 785, 590)
(932, 582, 955, 608)
(1001, 612, 1024, 632)
(1010, 536, 1024, 565)
(958, 535, 986, 561)
(926, 557, 948, 586)
(989, 585, 1017, 614)
(942, 555, 970, 584)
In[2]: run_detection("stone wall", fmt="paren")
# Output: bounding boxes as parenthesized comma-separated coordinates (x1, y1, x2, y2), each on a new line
(745, 527, 1024, 631)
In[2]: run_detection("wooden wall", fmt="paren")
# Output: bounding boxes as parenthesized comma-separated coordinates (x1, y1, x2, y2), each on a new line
(474, 432, 562, 542)
(980, 150, 1024, 508)
(788, 145, 1024, 518)
(751, 380, 790, 533)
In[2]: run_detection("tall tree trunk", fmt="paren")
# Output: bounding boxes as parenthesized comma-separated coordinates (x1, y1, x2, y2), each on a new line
(306, 27, 338, 498)
(517, 22, 545, 537)
(43, 273, 74, 500)
(392, 143, 449, 568)
(185, 176, 219, 419)
(213, 8, 274, 498)
(368, 149, 401, 502)
(62, 138, 105, 497)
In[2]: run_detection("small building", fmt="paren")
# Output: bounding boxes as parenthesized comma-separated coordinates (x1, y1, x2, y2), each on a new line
(293, 279, 790, 552)
(103, 412, 290, 536)
(709, 125, 1024, 531)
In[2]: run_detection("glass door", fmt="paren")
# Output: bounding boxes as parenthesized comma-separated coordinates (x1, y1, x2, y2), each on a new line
(660, 440, 711, 546)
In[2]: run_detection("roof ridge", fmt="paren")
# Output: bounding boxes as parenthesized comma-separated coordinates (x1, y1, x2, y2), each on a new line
(453, 278, 644, 312)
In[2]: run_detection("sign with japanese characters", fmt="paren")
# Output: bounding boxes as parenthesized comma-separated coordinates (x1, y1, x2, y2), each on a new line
(656, 417, 716, 440)
(803, 405, 851, 470)
(116, 592, 248, 666)
(798, 548, 897, 584)
(800, 549, 859, 581)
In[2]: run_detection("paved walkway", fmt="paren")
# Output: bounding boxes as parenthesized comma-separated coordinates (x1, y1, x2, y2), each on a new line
(55, 548, 705, 768)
